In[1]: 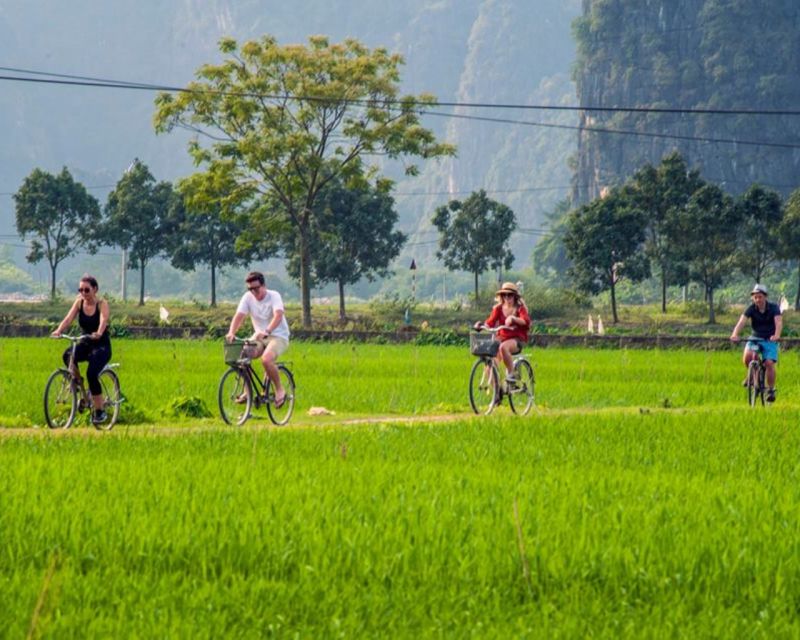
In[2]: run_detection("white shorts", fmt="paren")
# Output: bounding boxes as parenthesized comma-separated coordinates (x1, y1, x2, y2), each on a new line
(249, 336, 289, 359)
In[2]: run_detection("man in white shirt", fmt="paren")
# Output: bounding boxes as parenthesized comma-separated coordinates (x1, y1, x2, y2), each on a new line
(226, 271, 291, 406)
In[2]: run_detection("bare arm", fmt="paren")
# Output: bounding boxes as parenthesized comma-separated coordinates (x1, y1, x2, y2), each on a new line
(226, 311, 247, 342)
(771, 315, 783, 341)
(730, 314, 748, 341)
(254, 309, 285, 338)
(51, 298, 81, 336)
(93, 300, 110, 339)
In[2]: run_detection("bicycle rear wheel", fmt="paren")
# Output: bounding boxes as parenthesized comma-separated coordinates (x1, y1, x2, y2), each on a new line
(508, 359, 535, 415)
(44, 369, 77, 429)
(266, 365, 295, 426)
(94, 369, 121, 430)
(218, 368, 252, 426)
(469, 358, 499, 415)
(747, 360, 762, 407)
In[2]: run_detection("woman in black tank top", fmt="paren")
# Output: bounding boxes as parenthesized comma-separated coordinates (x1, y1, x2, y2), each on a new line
(52, 274, 112, 423)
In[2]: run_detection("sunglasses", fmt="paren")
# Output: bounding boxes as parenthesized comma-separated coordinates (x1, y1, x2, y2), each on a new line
(247, 283, 262, 292)
(78, 287, 92, 293)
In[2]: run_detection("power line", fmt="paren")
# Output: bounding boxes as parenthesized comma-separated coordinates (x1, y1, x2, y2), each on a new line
(420, 110, 800, 150)
(2, 66, 800, 117)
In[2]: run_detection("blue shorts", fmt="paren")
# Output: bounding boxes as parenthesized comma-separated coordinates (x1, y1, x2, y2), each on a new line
(746, 340, 779, 362)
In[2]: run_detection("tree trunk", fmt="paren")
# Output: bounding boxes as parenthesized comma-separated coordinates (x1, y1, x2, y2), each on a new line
(299, 230, 312, 328)
(139, 262, 146, 306)
(707, 285, 716, 324)
(50, 262, 57, 299)
(610, 280, 619, 324)
(338, 280, 346, 322)
(796, 262, 800, 311)
(473, 271, 479, 308)
(661, 271, 667, 313)
(210, 262, 217, 308)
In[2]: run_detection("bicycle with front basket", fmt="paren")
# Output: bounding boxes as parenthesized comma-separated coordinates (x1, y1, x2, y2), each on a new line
(468, 325, 535, 415)
(218, 338, 296, 426)
(44, 334, 122, 430)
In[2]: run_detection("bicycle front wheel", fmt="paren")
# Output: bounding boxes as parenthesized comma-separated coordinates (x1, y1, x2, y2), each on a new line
(509, 359, 535, 416)
(266, 365, 295, 426)
(469, 358, 499, 415)
(94, 369, 121, 431)
(44, 369, 77, 429)
(218, 368, 252, 426)
(747, 361, 762, 407)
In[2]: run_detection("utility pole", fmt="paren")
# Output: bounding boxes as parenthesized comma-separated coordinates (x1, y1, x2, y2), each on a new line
(121, 249, 128, 302)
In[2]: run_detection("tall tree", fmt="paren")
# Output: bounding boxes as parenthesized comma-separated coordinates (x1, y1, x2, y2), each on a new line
(563, 188, 649, 323)
(531, 198, 572, 284)
(166, 174, 254, 307)
(154, 35, 454, 328)
(287, 179, 405, 321)
(778, 188, 800, 310)
(432, 190, 516, 306)
(665, 183, 740, 324)
(13, 167, 101, 298)
(734, 184, 783, 283)
(102, 160, 173, 305)
(626, 152, 704, 312)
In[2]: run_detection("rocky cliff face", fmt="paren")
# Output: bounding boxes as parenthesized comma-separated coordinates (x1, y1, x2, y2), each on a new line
(573, 0, 800, 203)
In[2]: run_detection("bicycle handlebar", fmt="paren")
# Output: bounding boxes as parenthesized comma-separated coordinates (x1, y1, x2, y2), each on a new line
(226, 336, 260, 345)
(473, 324, 502, 334)
(52, 334, 92, 342)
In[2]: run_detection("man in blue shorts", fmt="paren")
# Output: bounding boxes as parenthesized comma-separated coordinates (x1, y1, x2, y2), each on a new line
(730, 284, 782, 403)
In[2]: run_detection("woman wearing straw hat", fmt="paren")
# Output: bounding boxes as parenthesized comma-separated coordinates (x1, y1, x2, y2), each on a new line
(473, 282, 531, 386)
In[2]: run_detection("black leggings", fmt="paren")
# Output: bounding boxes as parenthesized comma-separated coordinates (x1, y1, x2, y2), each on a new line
(63, 343, 111, 395)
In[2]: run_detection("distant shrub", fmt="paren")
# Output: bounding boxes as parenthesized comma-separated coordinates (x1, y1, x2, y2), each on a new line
(160, 396, 213, 419)
(414, 329, 465, 347)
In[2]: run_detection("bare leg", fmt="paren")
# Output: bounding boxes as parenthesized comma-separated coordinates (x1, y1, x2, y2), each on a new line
(764, 360, 776, 388)
(261, 350, 285, 403)
(497, 339, 519, 377)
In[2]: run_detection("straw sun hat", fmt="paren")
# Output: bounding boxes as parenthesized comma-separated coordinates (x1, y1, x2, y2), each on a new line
(495, 282, 520, 298)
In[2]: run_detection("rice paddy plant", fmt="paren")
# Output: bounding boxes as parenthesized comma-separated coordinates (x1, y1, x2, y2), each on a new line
(1, 338, 797, 427)
(2, 408, 800, 636)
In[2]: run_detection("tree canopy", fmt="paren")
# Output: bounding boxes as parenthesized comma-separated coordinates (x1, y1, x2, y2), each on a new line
(154, 34, 454, 327)
(287, 178, 405, 321)
(564, 188, 649, 323)
(102, 160, 174, 305)
(13, 167, 101, 298)
(432, 190, 516, 305)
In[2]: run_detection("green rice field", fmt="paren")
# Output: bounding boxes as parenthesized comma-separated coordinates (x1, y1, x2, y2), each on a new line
(1, 338, 800, 637)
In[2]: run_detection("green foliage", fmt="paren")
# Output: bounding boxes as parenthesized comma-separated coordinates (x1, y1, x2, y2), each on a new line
(666, 184, 741, 323)
(413, 329, 464, 347)
(734, 184, 784, 282)
(564, 187, 649, 322)
(285, 178, 406, 319)
(166, 176, 255, 307)
(160, 395, 213, 419)
(432, 190, 516, 304)
(102, 160, 174, 305)
(13, 167, 101, 298)
(154, 34, 454, 327)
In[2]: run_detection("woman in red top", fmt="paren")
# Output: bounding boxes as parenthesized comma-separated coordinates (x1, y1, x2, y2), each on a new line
(474, 282, 531, 383)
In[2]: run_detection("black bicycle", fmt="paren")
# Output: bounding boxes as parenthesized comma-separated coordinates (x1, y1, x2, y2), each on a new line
(741, 336, 772, 407)
(468, 325, 535, 415)
(44, 334, 122, 430)
(218, 338, 296, 426)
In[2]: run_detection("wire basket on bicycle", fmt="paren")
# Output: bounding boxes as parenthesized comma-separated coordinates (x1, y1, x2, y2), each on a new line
(470, 332, 499, 357)
(223, 341, 249, 366)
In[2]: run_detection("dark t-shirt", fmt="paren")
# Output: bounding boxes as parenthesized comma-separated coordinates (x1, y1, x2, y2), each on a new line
(744, 301, 781, 339)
